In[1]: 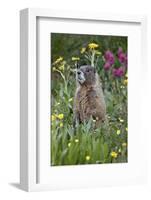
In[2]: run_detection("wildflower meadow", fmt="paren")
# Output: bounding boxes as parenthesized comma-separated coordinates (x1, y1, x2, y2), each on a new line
(51, 33, 128, 166)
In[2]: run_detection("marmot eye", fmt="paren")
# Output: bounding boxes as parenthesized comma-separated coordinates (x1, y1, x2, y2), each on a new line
(86, 69, 90, 73)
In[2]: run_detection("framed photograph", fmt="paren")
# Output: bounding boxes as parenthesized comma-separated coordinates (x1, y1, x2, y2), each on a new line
(20, 8, 147, 191)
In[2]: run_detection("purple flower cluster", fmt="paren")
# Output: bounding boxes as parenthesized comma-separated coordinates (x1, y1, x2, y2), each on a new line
(103, 50, 114, 71)
(103, 47, 127, 78)
(104, 50, 115, 65)
(104, 62, 111, 70)
(112, 67, 124, 77)
(117, 47, 127, 66)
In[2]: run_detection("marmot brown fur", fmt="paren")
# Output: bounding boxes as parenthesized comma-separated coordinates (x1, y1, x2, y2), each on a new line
(73, 65, 106, 128)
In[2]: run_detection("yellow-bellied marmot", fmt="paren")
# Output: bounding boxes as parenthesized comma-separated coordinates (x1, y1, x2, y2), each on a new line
(73, 65, 106, 127)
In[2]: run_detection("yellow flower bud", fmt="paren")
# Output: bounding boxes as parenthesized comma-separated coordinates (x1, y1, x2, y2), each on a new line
(51, 115, 56, 121)
(57, 114, 64, 120)
(85, 155, 90, 161)
(110, 151, 118, 158)
(122, 143, 127, 147)
(116, 130, 121, 135)
(68, 142, 71, 147)
(75, 139, 79, 143)
(88, 43, 99, 49)
(72, 57, 80, 61)
(80, 47, 86, 54)
(59, 122, 63, 127)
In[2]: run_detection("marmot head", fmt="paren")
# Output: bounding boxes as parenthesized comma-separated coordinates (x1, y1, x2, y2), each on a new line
(77, 65, 96, 85)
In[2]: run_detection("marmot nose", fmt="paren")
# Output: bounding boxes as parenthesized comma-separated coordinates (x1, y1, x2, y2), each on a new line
(77, 71, 81, 75)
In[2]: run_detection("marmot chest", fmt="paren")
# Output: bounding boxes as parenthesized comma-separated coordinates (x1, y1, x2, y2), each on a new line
(76, 86, 98, 113)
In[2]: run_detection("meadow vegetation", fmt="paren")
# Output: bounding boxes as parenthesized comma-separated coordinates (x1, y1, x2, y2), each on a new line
(51, 34, 128, 166)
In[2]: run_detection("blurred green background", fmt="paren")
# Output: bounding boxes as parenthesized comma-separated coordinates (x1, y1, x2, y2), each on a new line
(51, 33, 127, 63)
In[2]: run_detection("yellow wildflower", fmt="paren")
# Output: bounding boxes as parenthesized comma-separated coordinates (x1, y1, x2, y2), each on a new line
(126, 127, 128, 132)
(54, 56, 63, 64)
(75, 139, 79, 143)
(122, 142, 127, 147)
(110, 151, 118, 158)
(59, 122, 63, 127)
(116, 130, 121, 135)
(59, 64, 65, 71)
(57, 114, 64, 120)
(118, 148, 121, 153)
(95, 50, 102, 55)
(72, 57, 80, 61)
(120, 85, 125, 89)
(68, 142, 71, 147)
(51, 115, 56, 121)
(85, 155, 90, 161)
(119, 118, 124, 123)
(88, 43, 99, 49)
(52, 67, 56, 72)
(80, 47, 86, 54)
(123, 79, 128, 85)
(69, 98, 73, 102)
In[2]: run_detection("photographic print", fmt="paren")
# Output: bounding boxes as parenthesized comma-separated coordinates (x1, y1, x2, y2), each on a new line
(51, 33, 128, 166)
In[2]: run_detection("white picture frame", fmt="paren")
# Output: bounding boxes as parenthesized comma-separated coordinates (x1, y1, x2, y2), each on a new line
(20, 8, 147, 192)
